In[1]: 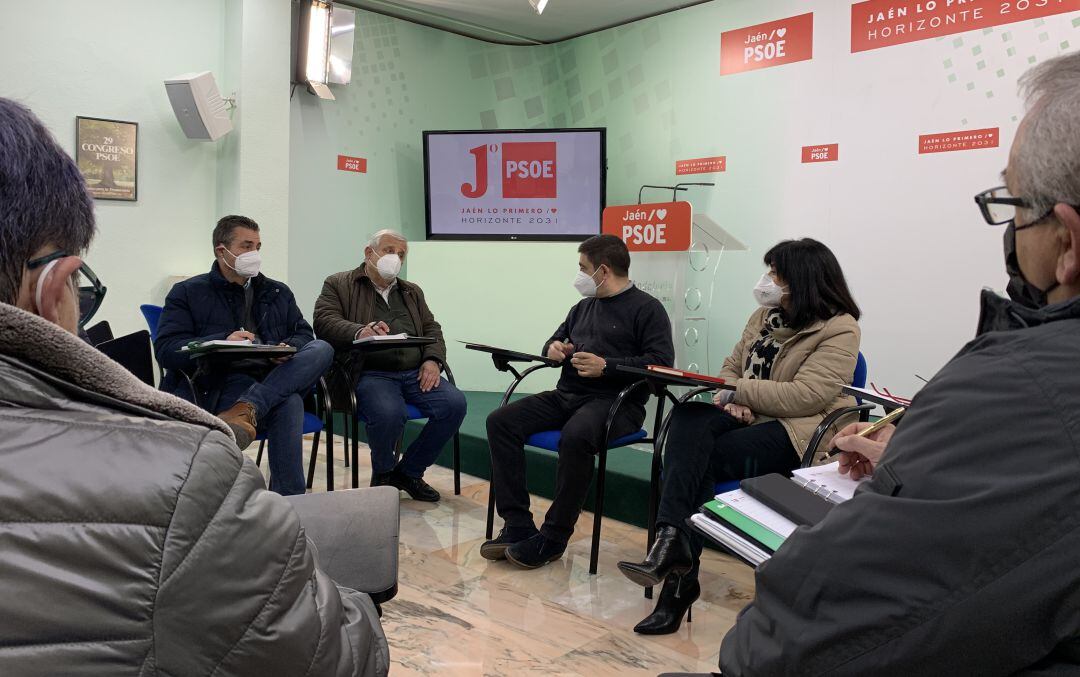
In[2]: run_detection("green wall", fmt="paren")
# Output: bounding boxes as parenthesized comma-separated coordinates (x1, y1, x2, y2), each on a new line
(290, 3, 1080, 396)
(0, 0, 228, 338)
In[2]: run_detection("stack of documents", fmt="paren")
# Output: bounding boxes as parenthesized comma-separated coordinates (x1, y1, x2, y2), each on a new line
(691, 462, 869, 567)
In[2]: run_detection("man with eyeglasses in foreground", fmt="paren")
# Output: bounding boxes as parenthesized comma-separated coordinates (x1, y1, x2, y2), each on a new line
(0, 97, 387, 675)
(717, 52, 1080, 675)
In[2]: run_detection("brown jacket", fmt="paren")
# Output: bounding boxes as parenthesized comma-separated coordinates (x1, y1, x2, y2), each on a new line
(313, 264, 446, 382)
(719, 308, 861, 457)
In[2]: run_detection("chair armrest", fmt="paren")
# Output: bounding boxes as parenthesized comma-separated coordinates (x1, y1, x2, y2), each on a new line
(284, 486, 400, 603)
(604, 379, 651, 443)
(440, 360, 457, 387)
(801, 403, 876, 468)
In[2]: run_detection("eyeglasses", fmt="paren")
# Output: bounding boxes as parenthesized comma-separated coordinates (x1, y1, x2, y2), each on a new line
(26, 250, 107, 328)
(972, 185, 1058, 230)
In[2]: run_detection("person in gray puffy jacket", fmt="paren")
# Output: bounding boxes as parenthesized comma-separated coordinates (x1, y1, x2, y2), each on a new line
(0, 97, 388, 675)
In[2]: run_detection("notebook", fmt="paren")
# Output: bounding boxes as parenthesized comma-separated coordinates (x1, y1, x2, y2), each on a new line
(353, 333, 409, 344)
(791, 461, 867, 503)
(645, 365, 727, 385)
(695, 464, 869, 567)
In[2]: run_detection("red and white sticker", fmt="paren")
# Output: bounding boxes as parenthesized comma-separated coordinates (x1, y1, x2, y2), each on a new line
(337, 155, 367, 173)
(918, 127, 999, 154)
(721, 13, 814, 75)
(676, 156, 727, 175)
(851, 0, 1080, 53)
(801, 144, 839, 163)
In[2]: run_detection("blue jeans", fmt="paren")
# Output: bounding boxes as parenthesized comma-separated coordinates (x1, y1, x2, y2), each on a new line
(215, 340, 334, 495)
(355, 369, 467, 478)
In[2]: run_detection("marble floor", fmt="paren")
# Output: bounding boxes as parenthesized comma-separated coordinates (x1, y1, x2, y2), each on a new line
(244, 435, 754, 677)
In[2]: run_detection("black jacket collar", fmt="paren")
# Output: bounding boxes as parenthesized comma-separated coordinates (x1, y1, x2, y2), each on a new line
(976, 288, 1080, 336)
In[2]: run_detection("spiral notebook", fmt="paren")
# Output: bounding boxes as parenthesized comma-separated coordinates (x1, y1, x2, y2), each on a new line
(790, 461, 867, 504)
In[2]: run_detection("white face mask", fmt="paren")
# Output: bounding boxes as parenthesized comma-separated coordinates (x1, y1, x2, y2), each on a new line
(221, 247, 262, 278)
(372, 253, 402, 280)
(573, 267, 604, 298)
(753, 272, 786, 308)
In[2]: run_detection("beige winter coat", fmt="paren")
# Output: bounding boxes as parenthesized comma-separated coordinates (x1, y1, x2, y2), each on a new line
(719, 308, 861, 458)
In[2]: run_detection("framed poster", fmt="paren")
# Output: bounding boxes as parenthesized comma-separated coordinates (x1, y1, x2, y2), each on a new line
(75, 116, 138, 201)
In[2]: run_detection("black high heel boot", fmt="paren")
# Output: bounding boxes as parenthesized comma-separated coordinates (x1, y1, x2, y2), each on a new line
(633, 574, 701, 635)
(617, 525, 693, 587)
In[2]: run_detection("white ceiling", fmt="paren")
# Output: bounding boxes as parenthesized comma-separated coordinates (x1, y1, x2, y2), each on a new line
(339, 0, 713, 44)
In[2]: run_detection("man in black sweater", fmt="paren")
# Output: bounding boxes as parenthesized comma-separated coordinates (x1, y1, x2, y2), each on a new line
(482, 234, 675, 569)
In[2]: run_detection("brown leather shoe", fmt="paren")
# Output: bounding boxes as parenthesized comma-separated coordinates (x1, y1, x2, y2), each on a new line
(218, 401, 257, 446)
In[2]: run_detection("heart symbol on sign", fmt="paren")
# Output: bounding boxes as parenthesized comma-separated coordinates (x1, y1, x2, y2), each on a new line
(776, 27, 787, 38)
(656, 209, 667, 220)
(551, 208, 557, 213)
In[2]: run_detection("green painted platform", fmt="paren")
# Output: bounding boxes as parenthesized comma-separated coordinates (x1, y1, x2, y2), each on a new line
(340, 391, 657, 530)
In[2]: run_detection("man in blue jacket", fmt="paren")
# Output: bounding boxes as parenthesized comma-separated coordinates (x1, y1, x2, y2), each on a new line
(155, 215, 333, 495)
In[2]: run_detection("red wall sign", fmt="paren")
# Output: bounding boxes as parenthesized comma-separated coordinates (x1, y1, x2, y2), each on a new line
(337, 155, 367, 173)
(802, 144, 839, 163)
(676, 156, 727, 175)
(721, 12, 814, 75)
(851, 0, 1080, 53)
(602, 201, 692, 252)
(918, 127, 999, 154)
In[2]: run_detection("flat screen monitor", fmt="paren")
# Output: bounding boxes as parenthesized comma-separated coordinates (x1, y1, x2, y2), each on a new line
(424, 128, 606, 241)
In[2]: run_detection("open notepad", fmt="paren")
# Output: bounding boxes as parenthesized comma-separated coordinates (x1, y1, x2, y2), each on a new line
(352, 333, 409, 344)
(692, 462, 869, 567)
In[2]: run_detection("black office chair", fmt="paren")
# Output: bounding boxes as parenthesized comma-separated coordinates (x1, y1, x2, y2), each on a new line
(96, 330, 156, 387)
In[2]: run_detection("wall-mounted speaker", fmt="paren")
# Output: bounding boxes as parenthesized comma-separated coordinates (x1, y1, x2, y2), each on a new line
(164, 71, 233, 141)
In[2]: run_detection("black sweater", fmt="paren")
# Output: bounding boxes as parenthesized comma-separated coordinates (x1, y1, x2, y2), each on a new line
(543, 284, 674, 403)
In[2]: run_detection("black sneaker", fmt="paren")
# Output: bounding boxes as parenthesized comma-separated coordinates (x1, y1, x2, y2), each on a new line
(480, 525, 539, 561)
(504, 532, 566, 569)
(387, 469, 440, 502)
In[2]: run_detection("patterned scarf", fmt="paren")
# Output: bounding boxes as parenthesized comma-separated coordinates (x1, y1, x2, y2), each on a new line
(743, 308, 794, 381)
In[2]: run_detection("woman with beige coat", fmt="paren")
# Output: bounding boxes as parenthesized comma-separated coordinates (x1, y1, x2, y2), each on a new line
(618, 238, 862, 635)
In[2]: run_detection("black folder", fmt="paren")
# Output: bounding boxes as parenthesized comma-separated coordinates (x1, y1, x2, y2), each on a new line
(741, 473, 834, 527)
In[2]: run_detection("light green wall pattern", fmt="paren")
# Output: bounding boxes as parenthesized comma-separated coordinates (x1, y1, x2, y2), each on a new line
(292, 3, 1080, 396)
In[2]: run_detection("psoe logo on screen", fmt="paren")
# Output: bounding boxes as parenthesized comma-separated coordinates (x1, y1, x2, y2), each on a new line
(459, 142, 557, 199)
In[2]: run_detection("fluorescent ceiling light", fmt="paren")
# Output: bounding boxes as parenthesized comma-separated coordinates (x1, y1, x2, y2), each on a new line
(305, 1, 331, 84)
(529, 0, 549, 15)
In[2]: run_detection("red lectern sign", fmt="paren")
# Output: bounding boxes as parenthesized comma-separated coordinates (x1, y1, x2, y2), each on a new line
(721, 12, 814, 75)
(851, 0, 1080, 53)
(602, 201, 692, 252)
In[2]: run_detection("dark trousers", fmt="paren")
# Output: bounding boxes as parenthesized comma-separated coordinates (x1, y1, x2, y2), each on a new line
(354, 369, 467, 478)
(174, 340, 334, 496)
(486, 389, 644, 545)
(657, 401, 798, 576)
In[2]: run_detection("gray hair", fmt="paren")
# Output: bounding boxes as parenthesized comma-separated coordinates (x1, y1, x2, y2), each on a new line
(1013, 51, 1080, 218)
(0, 98, 95, 304)
(366, 229, 407, 251)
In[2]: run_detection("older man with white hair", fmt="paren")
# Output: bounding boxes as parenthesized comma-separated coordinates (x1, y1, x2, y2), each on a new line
(314, 229, 465, 502)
